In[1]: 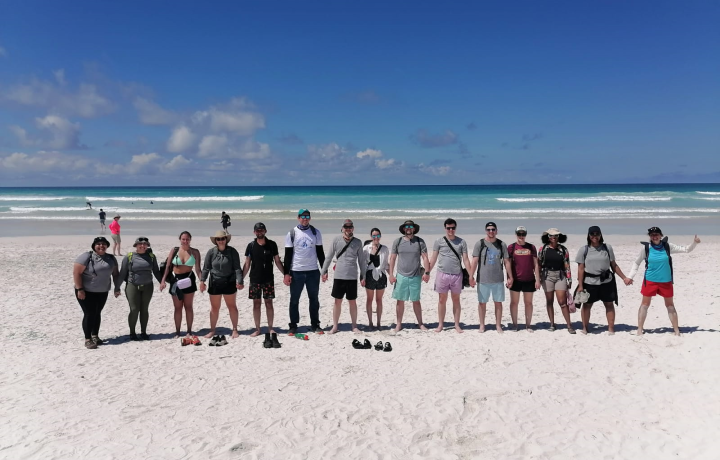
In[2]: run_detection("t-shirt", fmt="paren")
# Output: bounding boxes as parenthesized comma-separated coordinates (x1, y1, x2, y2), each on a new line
(646, 246, 672, 283)
(576, 244, 615, 285)
(285, 226, 323, 272)
(221, 214, 230, 225)
(321, 236, 364, 280)
(391, 236, 427, 278)
(472, 239, 509, 284)
(75, 251, 119, 292)
(245, 239, 279, 284)
(98, 211, 106, 221)
(119, 252, 161, 286)
(542, 246, 565, 271)
(432, 236, 467, 275)
(508, 243, 537, 282)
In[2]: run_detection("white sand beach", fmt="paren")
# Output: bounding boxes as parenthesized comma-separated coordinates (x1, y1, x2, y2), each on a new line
(1, 232, 719, 459)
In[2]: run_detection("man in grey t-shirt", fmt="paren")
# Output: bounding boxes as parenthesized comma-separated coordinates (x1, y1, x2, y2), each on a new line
(470, 222, 510, 333)
(321, 219, 365, 334)
(388, 220, 430, 332)
(428, 218, 474, 333)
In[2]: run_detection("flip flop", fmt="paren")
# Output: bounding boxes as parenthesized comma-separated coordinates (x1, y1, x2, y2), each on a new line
(374, 341, 383, 351)
(181, 336, 193, 346)
(192, 335, 202, 346)
(351, 339, 364, 349)
(363, 339, 372, 349)
(383, 342, 392, 352)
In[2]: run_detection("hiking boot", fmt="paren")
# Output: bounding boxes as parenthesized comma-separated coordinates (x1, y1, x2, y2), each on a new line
(311, 325, 325, 335)
(85, 339, 97, 350)
(140, 332, 150, 340)
(271, 332, 281, 348)
(287, 327, 298, 336)
(91, 335, 104, 345)
(130, 332, 140, 341)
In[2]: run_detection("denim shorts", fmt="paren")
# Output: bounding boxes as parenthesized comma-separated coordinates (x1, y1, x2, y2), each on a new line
(392, 273, 422, 302)
(478, 282, 505, 303)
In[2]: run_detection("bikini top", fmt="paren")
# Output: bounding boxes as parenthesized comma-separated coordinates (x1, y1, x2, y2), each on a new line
(173, 252, 196, 267)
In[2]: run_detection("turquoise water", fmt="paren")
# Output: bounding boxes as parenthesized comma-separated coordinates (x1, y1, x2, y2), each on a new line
(1, 184, 719, 221)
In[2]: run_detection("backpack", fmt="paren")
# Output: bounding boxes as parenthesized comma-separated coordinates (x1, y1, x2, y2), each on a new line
(641, 237, 673, 285)
(394, 236, 425, 275)
(478, 239, 505, 269)
(538, 243, 567, 268)
(579, 244, 613, 282)
(159, 247, 179, 284)
(125, 250, 156, 283)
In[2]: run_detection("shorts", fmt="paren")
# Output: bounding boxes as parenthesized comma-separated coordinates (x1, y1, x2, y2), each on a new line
(111, 234, 121, 244)
(434, 271, 462, 294)
(510, 280, 536, 293)
(542, 270, 568, 292)
(208, 276, 237, 296)
(100, 219, 106, 225)
(365, 271, 387, 291)
(641, 280, 674, 298)
(583, 282, 615, 304)
(332, 279, 358, 300)
(392, 273, 422, 302)
(172, 271, 197, 294)
(478, 283, 505, 303)
(249, 282, 275, 300)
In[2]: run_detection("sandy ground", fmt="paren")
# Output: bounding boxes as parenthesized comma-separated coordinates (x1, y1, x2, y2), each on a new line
(1, 231, 719, 459)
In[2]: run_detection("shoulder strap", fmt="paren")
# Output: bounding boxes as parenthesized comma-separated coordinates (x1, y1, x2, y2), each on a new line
(443, 237, 462, 262)
(582, 245, 589, 263)
(336, 237, 355, 260)
(508, 243, 516, 262)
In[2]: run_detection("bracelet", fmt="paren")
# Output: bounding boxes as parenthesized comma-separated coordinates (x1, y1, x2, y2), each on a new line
(76, 287, 84, 291)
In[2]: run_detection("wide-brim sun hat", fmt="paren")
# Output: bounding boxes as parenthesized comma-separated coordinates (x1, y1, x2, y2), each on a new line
(91, 236, 111, 249)
(541, 228, 567, 244)
(399, 220, 420, 234)
(114, 214, 121, 219)
(210, 230, 232, 245)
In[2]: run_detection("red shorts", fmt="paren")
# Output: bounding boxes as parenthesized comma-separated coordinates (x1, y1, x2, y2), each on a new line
(641, 280, 674, 298)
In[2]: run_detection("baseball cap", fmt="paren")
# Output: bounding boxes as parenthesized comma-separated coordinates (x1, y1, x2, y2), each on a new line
(298, 209, 310, 217)
(515, 226, 527, 234)
(254, 222, 266, 231)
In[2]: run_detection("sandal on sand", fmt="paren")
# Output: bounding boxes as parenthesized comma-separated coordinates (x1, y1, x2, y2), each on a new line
(352, 339, 364, 349)
(568, 328, 577, 335)
(383, 342, 392, 352)
(374, 341, 384, 351)
(181, 336, 193, 346)
(191, 335, 201, 346)
(85, 339, 97, 349)
(363, 339, 372, 349)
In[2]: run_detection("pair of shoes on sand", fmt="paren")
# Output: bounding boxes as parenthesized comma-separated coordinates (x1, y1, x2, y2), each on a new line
(263, 333, 281, 348)
(209, 335, 228, 346)
(181, 335, 201, 346)
(352, 339, 392, 352)
(85, 335, 105, 349)
(130, 332, 151, 341)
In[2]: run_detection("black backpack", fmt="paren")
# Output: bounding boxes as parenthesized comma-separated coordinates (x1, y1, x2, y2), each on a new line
(478, 239, 505, 268)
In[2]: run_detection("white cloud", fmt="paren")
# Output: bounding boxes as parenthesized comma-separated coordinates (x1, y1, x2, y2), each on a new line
(375, 158, 399, 169)
(0, 150, 91, 173)
(133, 97, 177, 125)
(307, 143, 346, 161)
(198, 134, 228, 158)
(162, 155, 192, 172)
(126, 152, 162, 174)
(166, 125, 196, 153)
(356, 148, 383, 159)
(418, 163, 451, 176)
(2, 74, 113, 118)
(10, 115, 84, 149)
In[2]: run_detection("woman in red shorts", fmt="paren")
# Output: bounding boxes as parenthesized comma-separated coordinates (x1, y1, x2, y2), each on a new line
(628, 227, 700, 336)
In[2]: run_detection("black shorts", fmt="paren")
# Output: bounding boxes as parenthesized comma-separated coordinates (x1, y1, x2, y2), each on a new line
(364, 271, 388, 291)
(208, 276, 237, 296)
(583, 282, 616, 304)
(248, 282, 275, 300)
(510, 280, 536, 293)
(331, 279, 358, 300)
(172, 271, 197, 294)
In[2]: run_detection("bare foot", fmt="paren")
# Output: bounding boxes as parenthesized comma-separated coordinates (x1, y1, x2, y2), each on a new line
(352, 327, 361, 333)
(435, 326, 443, 333)
(455, 325, 464, 334)
(636, 329, 644, 336)
(479, 326, 485, 333)
(526, 326, 534, 333)
(581, 329, 588, 335)
(268, 328, 276, 335)
(418, 324, 428, 331)
(673, 331, 681, 336)
(368, 323, 375, 330)
(204, 331, 215, 338)
(394, 325, 403, 333)
(496, 326, 504, 334)
(329, 327, 338, 334)
(231, 331, 239, 339)
(249, 329, 261, 337)
(512, 324, 519, 331)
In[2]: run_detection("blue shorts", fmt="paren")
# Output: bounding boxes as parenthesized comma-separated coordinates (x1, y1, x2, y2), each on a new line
(478, 283, 505, 303)
(392, 273, 422, 302)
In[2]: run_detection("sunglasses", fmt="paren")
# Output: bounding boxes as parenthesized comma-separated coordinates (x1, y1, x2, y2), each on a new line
(94, 241, 109, 246)
(404, 225, 414, 229)
(445, 226, 456, 230)
(589, 232, 601, 237)
(548, 235, 559, 238)
(299, 215, 311, 219)
(649, 233, 662, 237)
(343, 225, 354, 229)
(486, 228, 497, 232)
(371, 234, 381, 239)
(516, 232, 527, 237)
(215, 237, 227, 241)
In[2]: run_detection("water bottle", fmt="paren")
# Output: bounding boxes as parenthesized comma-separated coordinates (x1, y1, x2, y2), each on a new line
(294, 333, 309, 340)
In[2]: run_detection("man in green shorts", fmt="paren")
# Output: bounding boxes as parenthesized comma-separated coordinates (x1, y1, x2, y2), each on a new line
(388, 220, 430, 332)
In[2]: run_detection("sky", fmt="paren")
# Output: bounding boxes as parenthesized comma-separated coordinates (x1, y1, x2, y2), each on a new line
(0, 0, 718, 186)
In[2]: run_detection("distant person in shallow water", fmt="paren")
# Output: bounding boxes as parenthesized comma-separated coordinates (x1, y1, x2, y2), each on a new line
(98, 209, 106, 232)
(221, 212, 231, 233)
(629, 227, 700, 336)
(86, 201, 92, 209)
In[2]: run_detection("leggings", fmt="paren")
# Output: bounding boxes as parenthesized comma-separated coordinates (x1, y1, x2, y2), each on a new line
(126, 283, 154, 334)
(76, 290, 108, 339)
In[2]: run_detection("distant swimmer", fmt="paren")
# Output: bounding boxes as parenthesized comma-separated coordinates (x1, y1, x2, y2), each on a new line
(150, 201, 154, 204)
(86, 201, 92, 209)
(221, 211, 231, 233)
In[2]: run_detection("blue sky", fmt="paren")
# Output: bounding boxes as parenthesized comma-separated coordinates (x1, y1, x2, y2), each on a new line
(0, 0, 718, 185)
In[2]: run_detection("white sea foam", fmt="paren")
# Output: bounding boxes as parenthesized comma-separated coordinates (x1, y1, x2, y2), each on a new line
(696, 191, 720, 195)
(0, 196, 73, 201)
(496, 195, 672, 202)
(84, 195, 264, 202)
(9, 207, 288, 214)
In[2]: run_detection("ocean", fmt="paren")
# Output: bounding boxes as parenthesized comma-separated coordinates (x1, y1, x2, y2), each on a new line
(1, 184, 719, 223)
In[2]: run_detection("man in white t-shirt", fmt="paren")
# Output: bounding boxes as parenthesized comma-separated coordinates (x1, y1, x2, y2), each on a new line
(284, 209, 325, 335)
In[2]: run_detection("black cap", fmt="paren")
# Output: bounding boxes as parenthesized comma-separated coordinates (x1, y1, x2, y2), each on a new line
(485, 221, 497, 229)
(588, 226, 602, 234)
(254, 222, 267, 231)
(91, 236, 110, 249)
(648, 226, 663, 235)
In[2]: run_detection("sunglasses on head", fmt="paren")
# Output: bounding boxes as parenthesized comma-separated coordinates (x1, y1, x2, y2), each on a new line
(371, 234, 381, 239)
(215, 237, 226, 241)
(486, 228, 497, 232)
(516, 232, 527, 237)
(445, 226, 456, 230)
(137, 237, 149, 242)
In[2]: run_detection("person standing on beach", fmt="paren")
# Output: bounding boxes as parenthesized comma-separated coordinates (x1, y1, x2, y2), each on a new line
(160, 231, 205, 340)
(506, 226, 540, 332)
(362, 228, 389, 330)
(284, 209, 325, 335)
(98, 209, 106, 232)
(538, 228, 575, 333)
(118, 237, 162, 341)
(388, 220, 430, 332)
(201, 231, 244, 340)
(321, 219, 365, 334)
(73, 236, 121, 349)
(109, 214, 122, 256)
(575, 226, 633, 335)
(428, 218, 473, 333)
(628, 227, 700, 336)
(243, 222, 284, 337)
(221, 212, 231, 234)
(470, 222, 510, 333)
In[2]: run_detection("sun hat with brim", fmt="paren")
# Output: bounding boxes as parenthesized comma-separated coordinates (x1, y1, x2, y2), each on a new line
(398, 220, 420, 234)
(133, 237, 151, 247)
(210, 230, 231, 245)
(541, 228, 567, 244)
(91, 236, 111, 249)
(114, 214, 121, 219)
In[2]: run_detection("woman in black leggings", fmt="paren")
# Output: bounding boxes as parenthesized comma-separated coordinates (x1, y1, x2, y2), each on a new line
(73, 236, 121, 349)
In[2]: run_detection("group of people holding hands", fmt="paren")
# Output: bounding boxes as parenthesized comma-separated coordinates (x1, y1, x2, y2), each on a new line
(72, 208, 700, 349)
